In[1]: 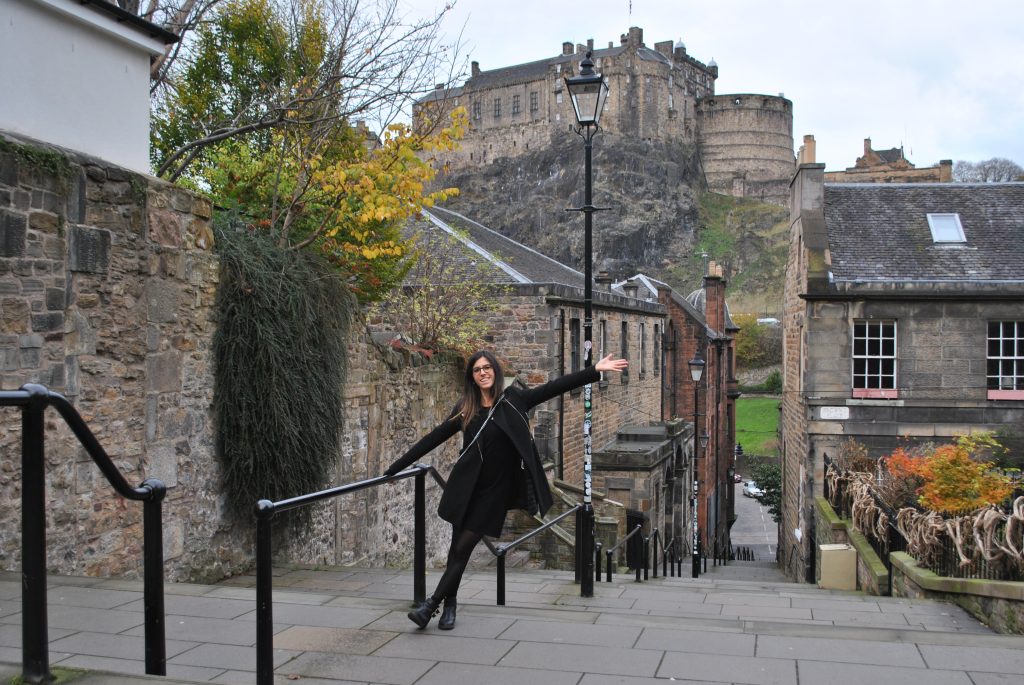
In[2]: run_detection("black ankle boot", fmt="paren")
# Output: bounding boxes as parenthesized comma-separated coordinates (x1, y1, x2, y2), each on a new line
(438, 598, 457, 630)
(407, 597, 441, 629)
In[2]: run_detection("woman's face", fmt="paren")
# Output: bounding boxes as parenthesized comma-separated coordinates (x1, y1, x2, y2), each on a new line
(470, 358, 495, 392)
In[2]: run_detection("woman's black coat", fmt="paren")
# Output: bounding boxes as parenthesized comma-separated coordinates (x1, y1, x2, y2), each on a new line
(384, 366, 600, 529)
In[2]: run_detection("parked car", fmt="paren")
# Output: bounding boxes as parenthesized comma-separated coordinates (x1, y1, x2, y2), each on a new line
(742, 480, 763, 498)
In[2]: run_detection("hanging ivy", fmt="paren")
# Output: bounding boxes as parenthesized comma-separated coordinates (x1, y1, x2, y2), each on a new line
(213, 222, 353, 517)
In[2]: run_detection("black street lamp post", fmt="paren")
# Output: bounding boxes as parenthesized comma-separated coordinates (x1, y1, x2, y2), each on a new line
(689, 355, 707, 578)
(565, 51, 609, 598)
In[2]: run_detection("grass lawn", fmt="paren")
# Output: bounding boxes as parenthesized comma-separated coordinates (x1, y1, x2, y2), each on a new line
(736, 396, 780, 456)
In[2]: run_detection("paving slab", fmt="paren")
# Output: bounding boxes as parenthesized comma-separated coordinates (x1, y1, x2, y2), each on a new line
(497, 640, 662, 677)
(496, 618, 642, 647)
(48, 631, 198, 661)
(413, 661, 581, 685)
(658, 650, 797, 685)
(123, 614, 266, 646)
(796, 658, 973, 684)
(373, 633, 514, 665)
(635, 626, 756, 656)
(273, 625, 397, 655)
(169, 642, 299, 671)
(756, 634, 926, 667)
(918, 643, 1024, 674)
(580, 676, 726, 685)
(280, 651, 435, 684)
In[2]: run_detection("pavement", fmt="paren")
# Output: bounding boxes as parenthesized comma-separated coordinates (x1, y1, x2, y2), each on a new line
(730, 482, 778, 561)
(2, 561, 1024, 684)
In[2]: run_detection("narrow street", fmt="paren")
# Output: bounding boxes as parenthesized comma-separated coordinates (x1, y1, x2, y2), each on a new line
(731, 481, 778, 561)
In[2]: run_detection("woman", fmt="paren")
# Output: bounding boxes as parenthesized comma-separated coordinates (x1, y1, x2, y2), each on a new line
(384, 350, 628, 629)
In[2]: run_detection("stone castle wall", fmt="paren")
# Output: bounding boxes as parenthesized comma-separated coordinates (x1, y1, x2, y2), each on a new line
(421, 28, 716, 174)
(697, 94, 795, 206)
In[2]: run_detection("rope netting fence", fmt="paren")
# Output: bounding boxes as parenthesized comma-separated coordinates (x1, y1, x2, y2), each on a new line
(824, 455, 1024, 582)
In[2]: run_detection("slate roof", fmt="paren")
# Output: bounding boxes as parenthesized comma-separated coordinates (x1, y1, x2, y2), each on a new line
(404, 207, 585, 288)
(874, 147, 905, 164)
(823, 182, 1024, 285)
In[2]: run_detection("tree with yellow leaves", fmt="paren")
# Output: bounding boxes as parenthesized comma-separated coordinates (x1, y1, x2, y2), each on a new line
(152, 0, 467, 299)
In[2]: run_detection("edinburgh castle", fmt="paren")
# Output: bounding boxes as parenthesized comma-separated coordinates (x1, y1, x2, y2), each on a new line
(417, 27, 795, 208)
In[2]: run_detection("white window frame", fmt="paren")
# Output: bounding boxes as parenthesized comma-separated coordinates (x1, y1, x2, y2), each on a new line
(926, 213, 966, 243)
(988, 320, 1024, 399)
(852, 319, 898, 399)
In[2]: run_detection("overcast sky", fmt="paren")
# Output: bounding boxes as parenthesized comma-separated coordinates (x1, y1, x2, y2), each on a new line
(411, 0, 1024, 171)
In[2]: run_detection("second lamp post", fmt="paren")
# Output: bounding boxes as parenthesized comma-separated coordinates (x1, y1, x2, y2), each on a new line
(689, 355, 709, 578)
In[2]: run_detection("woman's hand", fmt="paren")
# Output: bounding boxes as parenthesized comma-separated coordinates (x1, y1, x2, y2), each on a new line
(595, 353, 628, 374)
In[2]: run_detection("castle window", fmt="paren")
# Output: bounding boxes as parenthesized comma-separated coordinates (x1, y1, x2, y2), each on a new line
(472, 101, 481, 121)
(599, 319, 608, 382)
(653, 324, 660, 377)
(530, 91, 538, 112)
(988, 321, 1024, 399)
(639, 322, 647, 376)
(852, 320, 897, 399)
(493, 98, 501, 118)
(512, 94, 520, 115)
(621, 321, 630, 383)
(570, 318, 581, 373)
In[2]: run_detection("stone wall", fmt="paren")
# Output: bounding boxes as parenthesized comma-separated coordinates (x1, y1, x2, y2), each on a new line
(0, 132, 467, 580)
(0, 132, 229, 580)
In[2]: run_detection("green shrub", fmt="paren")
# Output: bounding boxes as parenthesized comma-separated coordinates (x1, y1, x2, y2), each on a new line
(213, 224, 354, 517)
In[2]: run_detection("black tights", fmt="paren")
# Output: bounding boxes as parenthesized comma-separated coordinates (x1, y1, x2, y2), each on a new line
(430, 527, 483, 602)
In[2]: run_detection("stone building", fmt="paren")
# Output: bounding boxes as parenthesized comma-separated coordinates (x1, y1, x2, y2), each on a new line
(780, 161, 1024, 582)
(415, 27, 793, 205)
(819, 136, 953, 184)
(620, 269, 740, 561)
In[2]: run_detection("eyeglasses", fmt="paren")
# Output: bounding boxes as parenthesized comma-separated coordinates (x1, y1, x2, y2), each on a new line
(472, 364, 493, 375)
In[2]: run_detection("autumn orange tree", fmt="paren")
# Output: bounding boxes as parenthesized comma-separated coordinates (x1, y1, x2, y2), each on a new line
(882, 434, 1014, 513)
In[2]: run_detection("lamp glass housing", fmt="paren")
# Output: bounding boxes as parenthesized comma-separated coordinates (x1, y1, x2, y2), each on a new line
(566, 75, 609, 126)
(699, 433, 710, 449)
(688, 357, 705, 383)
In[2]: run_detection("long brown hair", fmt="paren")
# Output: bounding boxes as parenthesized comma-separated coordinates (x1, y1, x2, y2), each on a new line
(454, 350, 504, 430)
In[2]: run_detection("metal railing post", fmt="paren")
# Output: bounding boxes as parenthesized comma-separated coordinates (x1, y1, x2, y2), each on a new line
(21, 385, 50, 685)
(414, 471, 426, 604)
(496, 550, 506, 606)
(574, 507, 582, 583)
(142, 481, 167, 676)
(255, 500, 275, 685)
(606, 549, 613, 582)
(642, 536, 648, 581)
(594, 541, 602, 582)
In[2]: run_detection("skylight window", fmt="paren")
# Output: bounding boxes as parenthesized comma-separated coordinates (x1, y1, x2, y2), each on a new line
(927, 213, 966, 243)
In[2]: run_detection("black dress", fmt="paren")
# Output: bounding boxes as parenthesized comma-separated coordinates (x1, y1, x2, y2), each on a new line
(460, 406, 520, 537)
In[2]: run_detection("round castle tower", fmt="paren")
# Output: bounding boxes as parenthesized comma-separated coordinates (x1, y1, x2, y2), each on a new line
(696, 94, 794, 206)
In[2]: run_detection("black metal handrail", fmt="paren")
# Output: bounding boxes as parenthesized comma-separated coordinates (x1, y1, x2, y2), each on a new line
(602, 523, 643, 582)
(1, 384, 167, 683)
(494, 503, 582, 605)
(662, 536, 683, 577)
(253, 463, 583, 685)
(255, 464, 436, 685)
